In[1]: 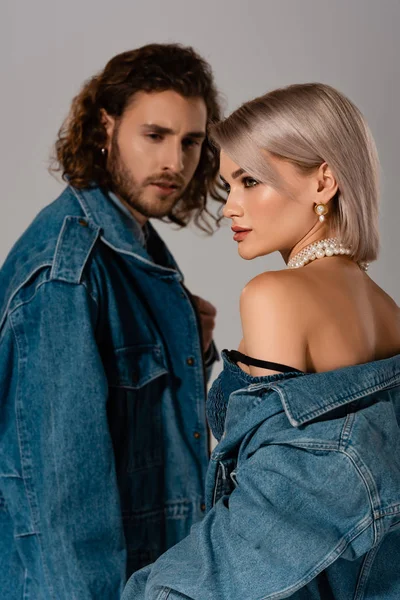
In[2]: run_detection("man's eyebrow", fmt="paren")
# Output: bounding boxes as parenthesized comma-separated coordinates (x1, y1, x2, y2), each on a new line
(140, 124, 174, 135)
(140, 124, 206, 138)
(186, 131, 206, 139)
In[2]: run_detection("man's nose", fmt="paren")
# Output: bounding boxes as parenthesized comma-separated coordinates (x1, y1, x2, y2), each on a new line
(161, 140, 184, 173)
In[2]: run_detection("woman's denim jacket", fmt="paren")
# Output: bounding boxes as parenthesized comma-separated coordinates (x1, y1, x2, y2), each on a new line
(0, 185, 213, 599)
(123, 350, 400, 599)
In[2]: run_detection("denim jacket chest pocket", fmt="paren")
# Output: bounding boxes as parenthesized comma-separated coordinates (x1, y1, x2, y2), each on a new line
(105, 344, 169, 474)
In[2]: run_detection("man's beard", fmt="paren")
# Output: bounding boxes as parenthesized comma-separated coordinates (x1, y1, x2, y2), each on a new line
(107, 136, 187, 219)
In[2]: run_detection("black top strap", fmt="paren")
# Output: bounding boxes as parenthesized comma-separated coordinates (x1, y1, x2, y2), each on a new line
(227, 350, 303, 374)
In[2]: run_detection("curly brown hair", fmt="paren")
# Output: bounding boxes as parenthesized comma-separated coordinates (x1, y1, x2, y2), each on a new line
(51, 43, 225, 233)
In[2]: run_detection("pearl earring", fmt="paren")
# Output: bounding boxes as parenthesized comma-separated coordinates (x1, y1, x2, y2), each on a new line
(314, 203, 328, 222)
(101, 147, 107, 155)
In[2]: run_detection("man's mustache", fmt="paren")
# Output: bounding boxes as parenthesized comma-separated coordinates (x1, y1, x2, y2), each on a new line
(145, 173, 185, 188)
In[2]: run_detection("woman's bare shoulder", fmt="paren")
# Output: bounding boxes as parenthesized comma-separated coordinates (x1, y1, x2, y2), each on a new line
(240, 269, 310, 314)
(239, 270, 310, 375)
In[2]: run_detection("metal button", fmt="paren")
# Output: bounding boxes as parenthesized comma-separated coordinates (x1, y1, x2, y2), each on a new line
(193, 431, 201, 440)
(186, 357, 195, 366)
(78, 218, 88, 227)
(200, 503, 206, 512)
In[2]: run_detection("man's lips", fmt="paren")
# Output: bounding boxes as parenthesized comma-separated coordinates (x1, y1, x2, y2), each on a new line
(231, 226, 252, 242)
(150, 181, 181, 193)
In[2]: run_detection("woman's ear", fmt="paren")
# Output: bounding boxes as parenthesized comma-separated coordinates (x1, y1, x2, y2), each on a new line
(315, 162, 338, 204)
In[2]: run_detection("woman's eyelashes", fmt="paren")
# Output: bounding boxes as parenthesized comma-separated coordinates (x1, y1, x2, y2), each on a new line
(242, 176, 259, 188)
(220, 178, 230, 193)
(219, 175, 259, 193)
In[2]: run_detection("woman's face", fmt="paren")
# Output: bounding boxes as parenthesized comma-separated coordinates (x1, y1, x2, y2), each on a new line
(219, 150, 326, 261)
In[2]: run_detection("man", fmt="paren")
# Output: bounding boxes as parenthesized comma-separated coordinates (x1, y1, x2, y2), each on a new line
(0, 43, 224, 599)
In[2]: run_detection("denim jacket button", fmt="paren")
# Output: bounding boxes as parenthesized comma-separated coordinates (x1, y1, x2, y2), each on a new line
(200, 503, 206, 512)
(186, 357, 195, 366)
(78, 218, 88, 227)
(193, 431, 201, 439)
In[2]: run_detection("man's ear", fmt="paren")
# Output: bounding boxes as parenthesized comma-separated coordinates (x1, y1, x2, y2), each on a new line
(100, 109, 115, 150)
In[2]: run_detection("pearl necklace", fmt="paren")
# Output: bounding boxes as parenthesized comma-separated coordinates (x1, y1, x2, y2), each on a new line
(287, 237, 369, 271)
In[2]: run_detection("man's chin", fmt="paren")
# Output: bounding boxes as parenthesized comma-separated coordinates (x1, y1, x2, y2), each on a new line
(132, 202, 176, 221)
(141, 193, 181, 219)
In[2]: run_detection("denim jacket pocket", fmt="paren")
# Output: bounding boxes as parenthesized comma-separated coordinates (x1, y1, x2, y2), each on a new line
(105, 344, 168, 390)
(105, 345, 169, 474)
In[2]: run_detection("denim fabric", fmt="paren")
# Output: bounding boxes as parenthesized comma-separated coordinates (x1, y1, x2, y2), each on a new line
(123, 350, 400, 599)
(0, 185, 212, 599)
(206, 352, 299, 441)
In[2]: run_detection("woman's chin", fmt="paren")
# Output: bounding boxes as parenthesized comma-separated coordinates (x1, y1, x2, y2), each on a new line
(237, 244, 257, 261)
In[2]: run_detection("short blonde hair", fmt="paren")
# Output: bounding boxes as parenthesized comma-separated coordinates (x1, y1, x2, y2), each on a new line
(211, 83, 380, 263)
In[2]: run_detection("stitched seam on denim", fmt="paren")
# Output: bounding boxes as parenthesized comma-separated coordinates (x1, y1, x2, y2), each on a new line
(260, 514, 373, 599)
(70, 186, 93, 220)
(181, 287, 207, 447)
(80, 280, 99, 310)
(50, 216, 69, 280)
(100, 237, 180, 274)
(108, 373, 168, 390)
(9, 314, 37, 531)
(23, 568, 28, 600)
(50, 216, 101, 285)
(72, 187, 180, 275)
(0, 263, 52, 333)
(0, 316, 11, 345)
(338, 448, 381, 545)
(10, 313, 55, 598)
(122, 500, 192, 519)
(212, 463, 222, 506)
(241, 445, 375, 599)
(269, 384, 300, 427)
(283, 441, 339, 450)
(76, 227, 101, 283)
(9, 280, 97, 320)
(354, 541, 383, 600)
(286, 445, 379, 521)
(215, 446, 375, 598)
(388, 519, 400, 529)
(375, 503, 400, 518)
(15, 531, 41, 538)
(156, 588, 171, 600)
(339, 412, 356, 450)
(274, 377, 400, 426)
(8, 279, 54, 315)
(224, 385, 275, 430)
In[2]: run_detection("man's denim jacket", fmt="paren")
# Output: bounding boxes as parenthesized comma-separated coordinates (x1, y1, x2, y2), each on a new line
(0, 185, 213, 599)
(123, 350, 400, 599)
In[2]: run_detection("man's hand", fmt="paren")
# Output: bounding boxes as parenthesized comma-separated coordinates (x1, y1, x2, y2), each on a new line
(192, 295, 217, 353)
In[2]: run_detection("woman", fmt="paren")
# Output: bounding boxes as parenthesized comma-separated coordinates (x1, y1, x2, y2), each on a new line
(123, 84, 400, 599)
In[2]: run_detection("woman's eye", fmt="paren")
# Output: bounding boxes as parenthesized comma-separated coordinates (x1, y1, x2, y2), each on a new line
(243, 177, 259, 188)
(220, 181, 230, 193)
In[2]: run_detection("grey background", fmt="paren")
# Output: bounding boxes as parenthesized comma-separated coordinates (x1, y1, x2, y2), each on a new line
(2, 0, 400, 380)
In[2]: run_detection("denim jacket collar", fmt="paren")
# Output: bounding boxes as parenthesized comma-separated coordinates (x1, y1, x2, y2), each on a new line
(70, 185, 183, 280)
(269, 353, 400, 426)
